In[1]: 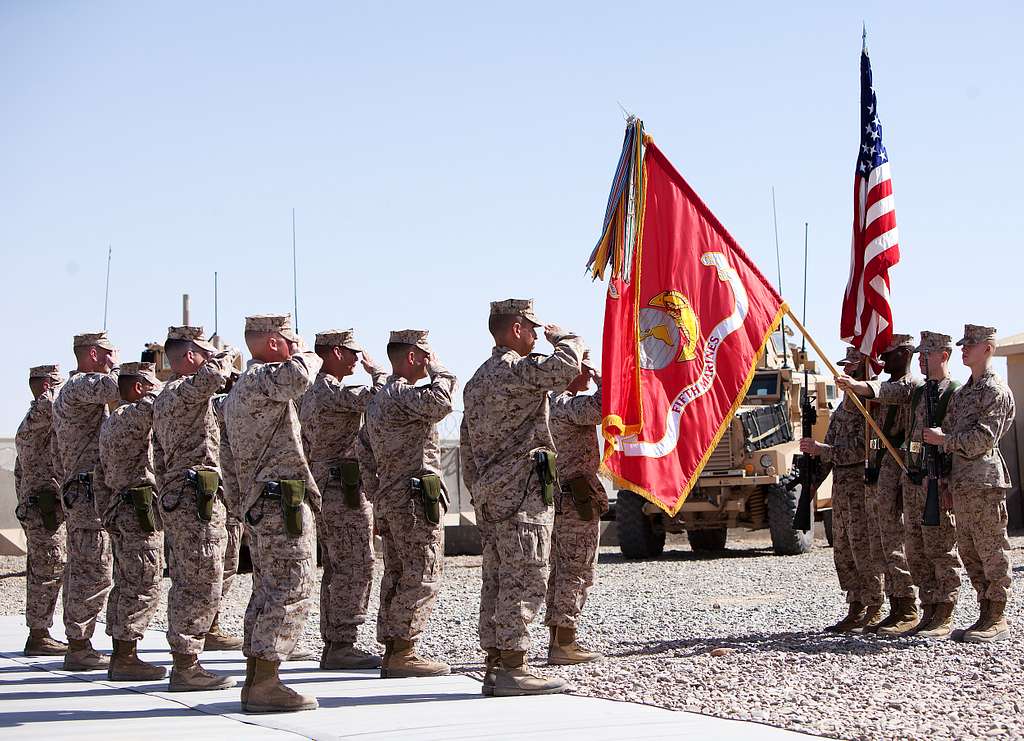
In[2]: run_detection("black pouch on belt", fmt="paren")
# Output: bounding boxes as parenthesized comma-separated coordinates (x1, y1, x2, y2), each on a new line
(565, 477, 595, 521)
(35, 487, 61, 531)
(187, 470, 219, 522)
(412, 474, 447, 526)
(338, 459, 361, 509)
(533, 450, 556, 506)
(864, 465, 880, 485)
(278, 480, 306, 536)
(127, 485, 158, 533)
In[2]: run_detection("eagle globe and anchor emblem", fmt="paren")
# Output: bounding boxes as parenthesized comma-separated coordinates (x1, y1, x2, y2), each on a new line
(638, 291, 701, 370)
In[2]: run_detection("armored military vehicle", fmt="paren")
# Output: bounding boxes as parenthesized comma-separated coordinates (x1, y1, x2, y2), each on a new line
(614, 333, 837, 558)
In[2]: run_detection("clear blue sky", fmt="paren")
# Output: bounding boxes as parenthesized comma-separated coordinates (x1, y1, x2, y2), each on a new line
(2, 1, 1022, 433)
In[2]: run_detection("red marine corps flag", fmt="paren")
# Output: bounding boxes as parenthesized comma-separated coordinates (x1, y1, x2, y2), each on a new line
(588, 120, 787, 515)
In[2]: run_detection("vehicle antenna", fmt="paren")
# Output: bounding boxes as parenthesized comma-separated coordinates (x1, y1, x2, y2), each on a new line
(102, 244, 112, 330)
(292, 207, 299, 332)
(771, 188, 789, 367)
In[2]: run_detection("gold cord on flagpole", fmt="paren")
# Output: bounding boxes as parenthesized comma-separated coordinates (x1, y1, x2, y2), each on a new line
(785, 307, 907, 473)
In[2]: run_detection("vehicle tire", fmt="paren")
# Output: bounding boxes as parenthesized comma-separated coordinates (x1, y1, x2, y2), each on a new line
(822, 509, 834, 547)
(616, 490, 665, 559)
(766, 474, 814, 556)
(686, 528, 728, 552)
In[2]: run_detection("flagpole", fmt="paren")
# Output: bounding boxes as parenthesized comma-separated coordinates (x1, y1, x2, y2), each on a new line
(783, 307, 906, 472)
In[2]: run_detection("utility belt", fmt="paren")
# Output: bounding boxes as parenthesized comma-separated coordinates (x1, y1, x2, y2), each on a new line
(560, 477, 596, 521)
(61, 472, 93, 510)
(479, 449, 557, 524)
(245, 480, 306, 536)
(411, 474, 449, 526)
(15, 486, 61, 532)
(328, 459, 362, 509)
(121, 486, 158, 533)
(161, 469, 221, 522)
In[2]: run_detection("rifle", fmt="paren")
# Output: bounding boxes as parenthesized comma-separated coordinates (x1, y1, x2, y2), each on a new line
(921, 354, 941, 526)
(792, 223, 818, 532)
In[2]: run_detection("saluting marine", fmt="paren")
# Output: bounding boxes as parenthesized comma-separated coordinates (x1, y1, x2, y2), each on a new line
(94, 362, 166, 681)
(545, 351, 605, 665)
(223, 314, 321, 713)
(52, 332, 118, 670)
(152, 326, 240, 692)
(461, 298, 583, 697)
(300, 329, 387, 671)
(15, 365, 67, 658)
(357, 329, 456, 678)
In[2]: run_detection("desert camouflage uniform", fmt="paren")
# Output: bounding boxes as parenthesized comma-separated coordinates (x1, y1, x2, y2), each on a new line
(223, 350, 322, 662)
(545, 383, 606, 629)
(820, 394, 884, 607)
(95, 389, 164, 641)
(14, 381, 66, 631)
(300, 366, 386, 645)
(357, 359, 455, 644)
(869, 375, 961, 606)
(152, 349, 237, 655)
(212, 395, 244, 605)
(865, 371, 917, 602)
(943, 369, 1016, 602)
(462, 333, 583, 651)
(53, 369, 118, 641)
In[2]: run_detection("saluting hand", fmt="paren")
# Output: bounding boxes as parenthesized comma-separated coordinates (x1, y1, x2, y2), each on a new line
(544, 324, 565, 344)
(360, 352, 381, 374)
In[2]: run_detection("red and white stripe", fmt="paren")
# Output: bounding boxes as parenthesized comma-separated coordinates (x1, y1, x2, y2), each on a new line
(841, 161, 899, 359)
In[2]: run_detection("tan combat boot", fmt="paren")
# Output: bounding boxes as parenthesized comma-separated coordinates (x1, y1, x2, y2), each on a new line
(826, 601, 866, 633)
(204, 613, 243, 651)
(868, 597, 902, 634)
(913, 603, 936, 634)
(876, 598, 920, 637)
(492, 650, 570, 697)
(960, 599, 990, 636)
(168, 652, 235, 691)
(285, 645, 316, 661)
(64, 638, 109, 670)
(24, 628, 67, 657)
(108, 639, 167, 681)
(481, 647, 501, 696)
(320, 641, 381, 670)
(381, 638, 450, 678)
(850, 603, 886, 635)
(241, 657, 256, 709)
(548, 626, 603, 665)
(915, 602, 955, 639)
(963, 600, 1010, 643)
(245, 658, 318, 713)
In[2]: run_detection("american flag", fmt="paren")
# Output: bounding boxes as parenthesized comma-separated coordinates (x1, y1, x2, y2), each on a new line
(841, 37, 900, 361)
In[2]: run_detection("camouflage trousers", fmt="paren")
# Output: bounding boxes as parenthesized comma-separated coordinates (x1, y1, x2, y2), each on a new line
(902, 475, 960, 605)
(952, 487, 1011, 602)
(243, 502, 315, 662)
(62, 524, 113, 641)
(20, 513, 66, 630)
(477, 512, 552, 651)
(831, 465, 885, 606)
(106, 506, 164, 641)
(163, 494, 226, 654)
(544, 497, 600, 628)
(375, 506, 444, 643)
(221, 515, 244, 601)
(316, 483, 374, 644)
(867, 457, 915, 599)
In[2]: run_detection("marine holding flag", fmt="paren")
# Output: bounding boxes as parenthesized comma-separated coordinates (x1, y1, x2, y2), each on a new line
(588, 120, 786, 515)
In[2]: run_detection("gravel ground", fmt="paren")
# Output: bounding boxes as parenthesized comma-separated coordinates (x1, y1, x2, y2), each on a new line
(3, 529, 1023, 740)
